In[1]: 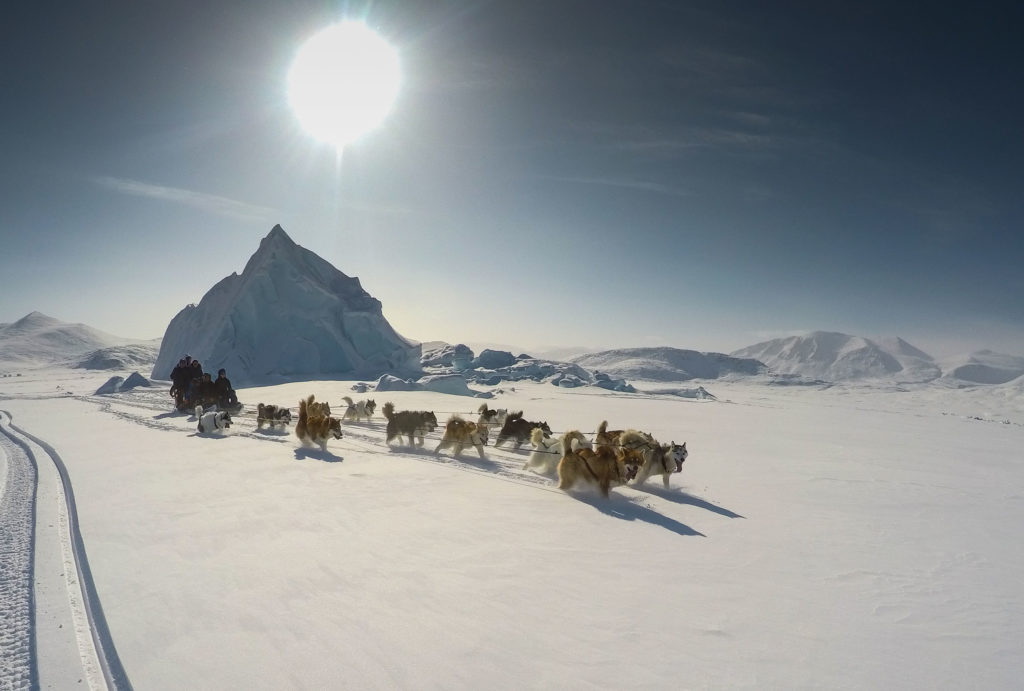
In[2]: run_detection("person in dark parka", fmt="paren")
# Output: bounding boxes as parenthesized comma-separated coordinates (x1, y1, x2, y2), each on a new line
(214, 368, 237, 407)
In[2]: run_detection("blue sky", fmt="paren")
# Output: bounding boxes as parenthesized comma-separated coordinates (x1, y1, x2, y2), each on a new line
(1, 1, 1021, 357)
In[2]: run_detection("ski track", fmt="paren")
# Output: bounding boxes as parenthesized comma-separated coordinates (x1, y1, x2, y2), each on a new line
(0, 410, 133, 691)
(0, 412, 37, 690)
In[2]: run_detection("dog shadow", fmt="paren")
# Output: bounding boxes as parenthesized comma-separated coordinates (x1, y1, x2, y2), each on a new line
(573, 494, 705, 537)
(189, 432, 232, 440)
(294, 447, 343, 463)
(254, 427, 291, 436)
(632, 485, 745, 519)
(154, 411, 185, 420)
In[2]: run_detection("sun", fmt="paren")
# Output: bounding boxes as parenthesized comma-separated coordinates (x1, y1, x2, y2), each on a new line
(287, 22, 400, 149)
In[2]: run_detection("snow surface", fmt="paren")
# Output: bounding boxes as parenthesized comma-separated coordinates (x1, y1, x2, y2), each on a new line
(152, 225, 421, 386)
(2, 366, 1022, 688)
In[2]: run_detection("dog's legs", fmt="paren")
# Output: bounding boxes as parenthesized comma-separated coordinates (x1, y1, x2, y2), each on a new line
(662, 473, 671, 489)
(433, 439, 448, 454)
(474, 442, 485, 459)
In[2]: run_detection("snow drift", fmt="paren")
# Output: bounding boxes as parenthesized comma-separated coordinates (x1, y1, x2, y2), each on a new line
(152, 225, 421, 386)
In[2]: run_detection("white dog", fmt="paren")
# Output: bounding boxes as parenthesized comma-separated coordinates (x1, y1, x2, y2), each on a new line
(523, 428, 591, 476)
(341, 396, 376, 423)
(195, 405, 232, 434)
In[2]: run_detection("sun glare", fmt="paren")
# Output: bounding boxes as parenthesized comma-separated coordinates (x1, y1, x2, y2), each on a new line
(288, 22, 400, 149)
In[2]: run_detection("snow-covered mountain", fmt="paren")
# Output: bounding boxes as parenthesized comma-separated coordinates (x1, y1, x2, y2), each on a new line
(731, 331, 941, 383)
(0, 311, 136, 366)
(940, 350, 1024, 385)
(571, 347, 766, 382)
(75, 341, 162, 370)
(151, 225, 421, 386)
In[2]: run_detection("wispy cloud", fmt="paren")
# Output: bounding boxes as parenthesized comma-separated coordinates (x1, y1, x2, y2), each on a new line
(536, 174, 690, 198)
(92, 176, 276, 221)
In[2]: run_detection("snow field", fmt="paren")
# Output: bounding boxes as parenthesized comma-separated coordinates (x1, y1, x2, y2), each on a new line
(0, 371, 1022, 688)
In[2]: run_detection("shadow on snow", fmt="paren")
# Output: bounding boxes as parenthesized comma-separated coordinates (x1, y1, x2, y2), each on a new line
(633, 484, 745, 519)
(572, 493, 705, 537)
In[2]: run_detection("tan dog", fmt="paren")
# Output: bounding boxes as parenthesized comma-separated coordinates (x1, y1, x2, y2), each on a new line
(595, 420, 625, 450)
(304, 396, 331, 418)
(434, 415, 487, 459)
(557, 430, 638, 497)
(295, 395, 343, 451)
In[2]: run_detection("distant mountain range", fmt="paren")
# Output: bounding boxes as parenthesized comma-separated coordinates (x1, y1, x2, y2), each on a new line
(730, 331, 941, 383)
(4, 312, 1021, 388)
(0, 311, 157, 368)
(571, 348, 766, 382)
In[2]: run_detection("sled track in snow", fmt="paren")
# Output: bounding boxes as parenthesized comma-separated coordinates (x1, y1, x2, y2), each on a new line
(0, 410, 133, 691)
(0, 412, 37, 689)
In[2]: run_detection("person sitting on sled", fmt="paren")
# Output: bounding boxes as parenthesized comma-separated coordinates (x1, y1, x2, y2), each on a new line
(215, 368, 238, 408)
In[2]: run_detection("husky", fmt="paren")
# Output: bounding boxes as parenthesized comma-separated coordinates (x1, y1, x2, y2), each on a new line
(382, 402, 438, 447)
(495, 411, 551, 449)
(523, 428, 591, 476)
(434, 415, 487, 459)
(256, 403, 292, 430)
(196, 405, 232, 434)
(305, 396, 331, 418)
(595, 420, 624, 450)
(295, 395, 343, 452)
(341, 396, 376, 423)
(477, 402, 508, 428)
(618, 430, 689, 488)
(556, 430, 638, 497)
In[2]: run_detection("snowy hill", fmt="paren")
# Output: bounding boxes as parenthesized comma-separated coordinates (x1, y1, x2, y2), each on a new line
(75, 341, 162, 370)
(0, 311, 136, 366)
(152, 225, 421, 385)
(731, 331, 941, 383)
(941, 350, 1024, 385)
(571, 347, 766, 382)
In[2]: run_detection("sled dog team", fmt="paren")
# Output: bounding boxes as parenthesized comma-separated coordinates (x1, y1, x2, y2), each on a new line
(202, 397, 690, 497)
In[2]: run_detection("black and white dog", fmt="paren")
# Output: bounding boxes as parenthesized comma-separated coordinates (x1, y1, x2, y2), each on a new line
(196, 405, 232, 434)
(256, 403, 292, 430)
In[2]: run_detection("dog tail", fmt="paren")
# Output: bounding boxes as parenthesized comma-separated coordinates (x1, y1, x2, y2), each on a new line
(342, 395, 354, 407)
(509, 410, 523, 421)
(561, 430, 583, 456)
(382, 402, 395, 420)
(194, 405, 203, 418)
(530, 426, 547, 448)
(298, 395, 314, 424)
(597, 420, 608, 439)
(477, 402, 489, 414)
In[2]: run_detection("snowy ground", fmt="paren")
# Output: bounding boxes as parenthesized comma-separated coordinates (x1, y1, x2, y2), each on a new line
(1, 367, 1022, 689)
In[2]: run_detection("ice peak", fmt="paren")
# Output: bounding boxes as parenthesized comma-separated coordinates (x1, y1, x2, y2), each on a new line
(260, 224, 296, 250)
